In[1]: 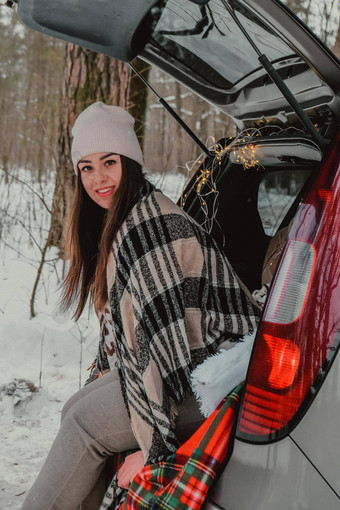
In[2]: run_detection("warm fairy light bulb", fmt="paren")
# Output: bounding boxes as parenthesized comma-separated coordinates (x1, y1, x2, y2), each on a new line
(182, 125, 275, 233)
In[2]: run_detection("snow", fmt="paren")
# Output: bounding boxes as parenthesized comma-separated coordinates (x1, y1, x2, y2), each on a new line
(0, 250, 100, 508)
(0, 170, 187, 509)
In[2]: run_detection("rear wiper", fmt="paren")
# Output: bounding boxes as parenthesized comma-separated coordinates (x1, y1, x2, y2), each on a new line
(222, 0, 327, 154)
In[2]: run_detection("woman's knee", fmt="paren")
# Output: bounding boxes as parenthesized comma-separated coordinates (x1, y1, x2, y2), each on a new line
(61, 370, 118, 422)
(60, 397, 135, 456)
(61, 390, 83, 422)
(58, 398, 100, 456)
(61, 381, 96, 422)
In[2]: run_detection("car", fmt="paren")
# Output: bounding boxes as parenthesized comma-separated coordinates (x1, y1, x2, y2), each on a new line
(16, 1, 340, 508)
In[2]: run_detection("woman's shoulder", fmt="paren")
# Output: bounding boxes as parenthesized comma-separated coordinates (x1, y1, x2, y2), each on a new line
(147, 188, 198, 235)
(131, 180, 188, 225)
(151, 188, 185, 216)
(114, 180, 200, 252)
(148, 187, 222, 252)
(115, 184, 196, 248)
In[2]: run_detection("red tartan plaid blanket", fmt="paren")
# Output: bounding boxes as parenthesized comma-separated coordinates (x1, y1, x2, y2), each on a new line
(121, 384, 242, 510)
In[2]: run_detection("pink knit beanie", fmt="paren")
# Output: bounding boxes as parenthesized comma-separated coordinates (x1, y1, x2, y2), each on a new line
(71, 102, 144, 173)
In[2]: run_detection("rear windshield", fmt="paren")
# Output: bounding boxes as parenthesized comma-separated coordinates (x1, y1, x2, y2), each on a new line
(150, 0, 296, 89)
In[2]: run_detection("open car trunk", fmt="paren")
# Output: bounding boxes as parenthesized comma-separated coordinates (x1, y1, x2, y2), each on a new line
(18, 0, 340, 136)
(179, 133, 320, 292)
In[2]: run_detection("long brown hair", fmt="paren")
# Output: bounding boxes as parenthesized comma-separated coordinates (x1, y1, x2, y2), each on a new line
(61, 155, 145, 319)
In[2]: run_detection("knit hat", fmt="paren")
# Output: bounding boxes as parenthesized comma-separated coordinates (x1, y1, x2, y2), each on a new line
(71, 102, 144, 173)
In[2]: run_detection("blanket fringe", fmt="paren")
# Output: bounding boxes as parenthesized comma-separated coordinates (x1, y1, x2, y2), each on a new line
(190, 331, 256, 417)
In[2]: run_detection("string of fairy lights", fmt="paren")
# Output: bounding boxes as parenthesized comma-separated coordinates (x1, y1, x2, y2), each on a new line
(180, 125, 306, 235)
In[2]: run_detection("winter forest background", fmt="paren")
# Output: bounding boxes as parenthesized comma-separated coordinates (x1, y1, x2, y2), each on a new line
(0, 1, 339, 508)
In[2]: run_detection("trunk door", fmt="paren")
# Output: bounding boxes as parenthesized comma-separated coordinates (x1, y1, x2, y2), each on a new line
(18, 0, 340, 129)
(141, 0, 340, 129)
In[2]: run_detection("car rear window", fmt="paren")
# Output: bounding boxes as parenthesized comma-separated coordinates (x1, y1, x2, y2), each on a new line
(150, 0, 296, 89)
(258, 169, 312, 236)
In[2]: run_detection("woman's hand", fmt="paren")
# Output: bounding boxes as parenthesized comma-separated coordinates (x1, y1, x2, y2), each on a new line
(117, 450, 145, 489)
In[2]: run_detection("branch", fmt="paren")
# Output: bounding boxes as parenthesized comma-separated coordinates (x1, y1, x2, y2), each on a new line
(2, 171, 52, 214)
(0, 240, 40, 264)
(30, 237, 50, 318)
(1, 208, 44, 254)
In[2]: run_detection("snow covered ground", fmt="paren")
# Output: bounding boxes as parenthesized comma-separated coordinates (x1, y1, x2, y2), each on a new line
(0, 170, 187, 509)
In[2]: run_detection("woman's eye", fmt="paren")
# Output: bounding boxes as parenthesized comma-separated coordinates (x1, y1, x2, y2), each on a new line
(80, 165, 92, 172)
(105, 159, 116, 166)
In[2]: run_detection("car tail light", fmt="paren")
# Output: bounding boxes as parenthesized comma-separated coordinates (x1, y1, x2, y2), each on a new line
(264, 335, 300, 389)
(265, 240, 315, 324)
(238, 135, 340, 442)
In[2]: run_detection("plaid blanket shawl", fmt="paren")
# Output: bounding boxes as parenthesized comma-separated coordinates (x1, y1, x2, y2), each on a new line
(93, 180, 259, 466)
(124, 384, 242, 510)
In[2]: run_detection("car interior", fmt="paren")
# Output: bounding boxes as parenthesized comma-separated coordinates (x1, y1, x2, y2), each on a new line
(181, 135, 319, 293)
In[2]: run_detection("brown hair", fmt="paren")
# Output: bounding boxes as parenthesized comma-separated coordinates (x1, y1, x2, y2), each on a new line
(61, 155, 145, 319)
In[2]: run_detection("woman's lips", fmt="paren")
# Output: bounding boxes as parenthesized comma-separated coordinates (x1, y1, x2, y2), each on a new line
(95, 186, 115, 197)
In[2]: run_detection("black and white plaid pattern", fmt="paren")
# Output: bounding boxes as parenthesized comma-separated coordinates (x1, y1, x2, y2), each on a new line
(97, 181, 259, 463)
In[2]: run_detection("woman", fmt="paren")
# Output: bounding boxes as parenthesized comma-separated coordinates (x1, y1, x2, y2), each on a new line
(22, 102, 259, 510)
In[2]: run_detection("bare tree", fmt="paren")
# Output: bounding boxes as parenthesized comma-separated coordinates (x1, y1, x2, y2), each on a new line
(128, 58, 151, 153)
(332, 13, 340, 58)
(0, 11, 63, 180)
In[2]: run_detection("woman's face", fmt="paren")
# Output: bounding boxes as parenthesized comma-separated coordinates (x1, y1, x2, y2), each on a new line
(78, 152, 122, 209)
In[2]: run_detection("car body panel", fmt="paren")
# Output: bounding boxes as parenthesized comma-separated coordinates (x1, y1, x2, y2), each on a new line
(207, 354, 340, 509)
(290, 347, 340, 498)
(208, 437, 340, 510)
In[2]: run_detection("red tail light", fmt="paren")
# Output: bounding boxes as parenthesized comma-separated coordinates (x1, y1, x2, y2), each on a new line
(238, 135, 340, 442)
(264, 335, 300, 389)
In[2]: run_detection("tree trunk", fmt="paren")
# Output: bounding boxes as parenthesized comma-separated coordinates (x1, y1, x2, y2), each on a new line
(332, 15, 340, 58)
(49, 43, 131, 252)
(128, 58, 150, 153)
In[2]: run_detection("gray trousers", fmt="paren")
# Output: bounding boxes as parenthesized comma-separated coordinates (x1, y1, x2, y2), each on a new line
(21, 369, 204, 510)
